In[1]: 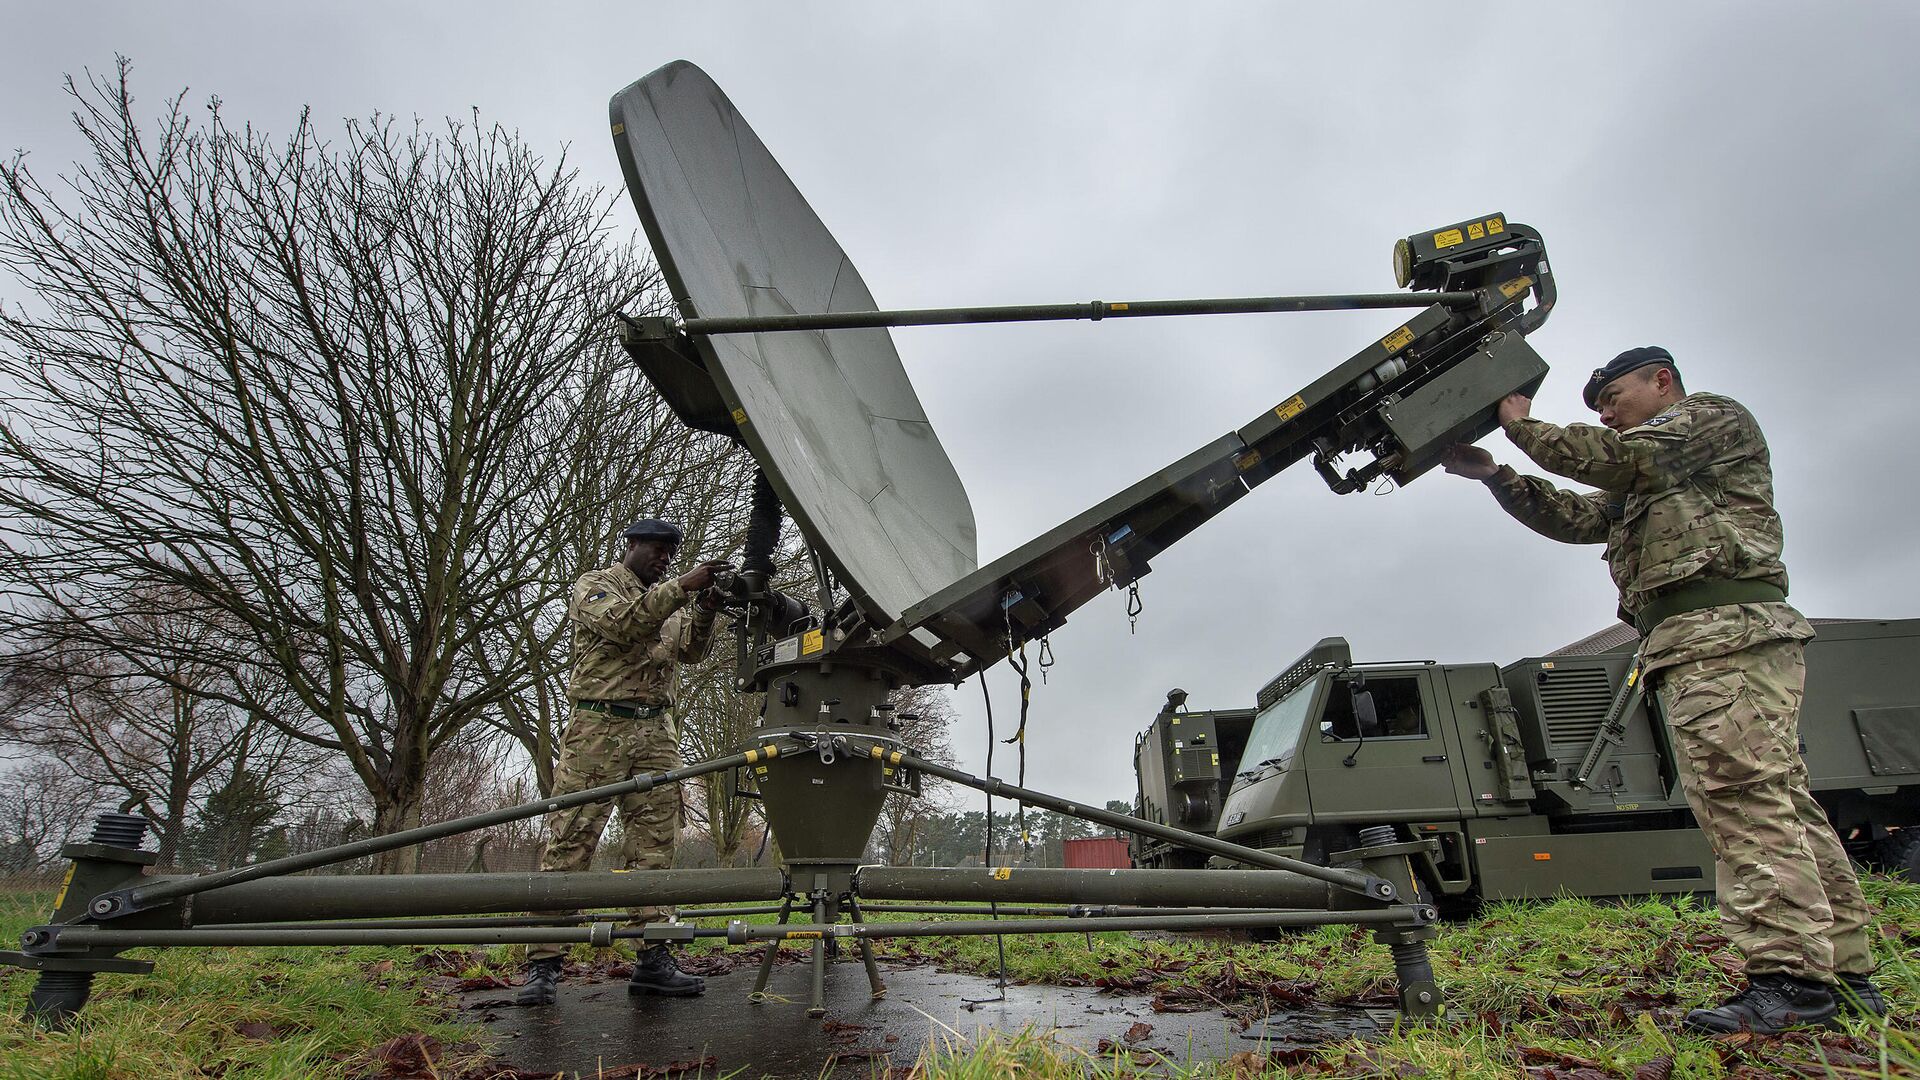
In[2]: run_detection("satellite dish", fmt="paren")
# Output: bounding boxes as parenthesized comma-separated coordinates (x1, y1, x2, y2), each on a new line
(610, 61, 978, 629)
(611, 63, 1552, 677)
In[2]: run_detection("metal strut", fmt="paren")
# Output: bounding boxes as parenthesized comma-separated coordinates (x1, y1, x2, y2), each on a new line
(99, 748, 773, 917)
(680, 291, 1479, 336)
(880, 746, 1396, 901)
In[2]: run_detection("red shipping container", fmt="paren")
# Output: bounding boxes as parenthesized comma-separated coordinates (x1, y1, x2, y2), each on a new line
(1062, 837, 1131, 869)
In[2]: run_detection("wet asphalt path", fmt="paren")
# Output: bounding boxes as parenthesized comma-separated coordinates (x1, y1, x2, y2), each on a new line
(460, 957, 1383, 1078)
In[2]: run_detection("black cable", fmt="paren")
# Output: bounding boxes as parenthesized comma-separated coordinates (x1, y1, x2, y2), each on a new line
(966, 670, 1009, 1003)
(1002, 639, 1032, 858)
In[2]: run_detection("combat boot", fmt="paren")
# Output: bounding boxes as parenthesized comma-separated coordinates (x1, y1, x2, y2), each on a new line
(628, 944, 704, 997)
(1831, 972, 1888, 1018)
(514, 956, 563, 1007)
(1683, 973, 1838, 1034)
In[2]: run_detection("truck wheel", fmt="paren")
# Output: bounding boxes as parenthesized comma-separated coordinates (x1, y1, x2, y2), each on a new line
(1875, 831, 1920, 880)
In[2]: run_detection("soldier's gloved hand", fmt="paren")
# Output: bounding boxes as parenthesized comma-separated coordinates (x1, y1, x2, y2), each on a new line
(1441, 444, 1498, 480)
(677, 560, 735, 593)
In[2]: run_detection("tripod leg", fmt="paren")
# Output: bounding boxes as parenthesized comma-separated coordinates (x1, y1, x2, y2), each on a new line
(846, 896, 886, 999)
(748, 895, 792, 1003)
(806, 893, 829, 1018)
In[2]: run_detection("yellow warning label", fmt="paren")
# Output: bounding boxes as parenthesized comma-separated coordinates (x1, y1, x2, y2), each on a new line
(1485, 216, 1505, 234)
(786, 931, 823, 939)
(1110, 302, 1129, 312)
(611, 122, 625, 136)
(1533, 852, 1552, 861)
(54, 865, 74, 909)
(1233, 449, 1262, 472)
(1211, 753, 1219, 765)
(1273, 395, 1306, 422)
(1170, 717, 1181, 725)
(1382, 326, 1416, 353)
(1498, 276, 1533, 299)
(992, 867, 1013, 880)
(801, 629, 824, 655)
(731, 407, 748, 425)
(1433, 228, 1465, 250)
(1467, 222, 1486, 240)
(755, 766, 768, 776)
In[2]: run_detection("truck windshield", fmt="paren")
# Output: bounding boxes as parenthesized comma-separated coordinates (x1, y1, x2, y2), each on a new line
(1231, 674, 1321, 786)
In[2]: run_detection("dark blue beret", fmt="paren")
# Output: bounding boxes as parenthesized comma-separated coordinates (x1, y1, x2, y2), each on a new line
(623, 518, 683, 544)
(1583, 346, 1678, 409)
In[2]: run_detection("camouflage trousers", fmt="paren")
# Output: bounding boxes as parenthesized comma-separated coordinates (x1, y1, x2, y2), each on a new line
(527, 705, 681, 962)
(1654, 638, 1873, 979)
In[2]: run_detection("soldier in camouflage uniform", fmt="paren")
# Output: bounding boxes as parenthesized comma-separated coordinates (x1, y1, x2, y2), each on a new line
(1444, 347, 1879, 1034)
(515, 518, 733, 1007)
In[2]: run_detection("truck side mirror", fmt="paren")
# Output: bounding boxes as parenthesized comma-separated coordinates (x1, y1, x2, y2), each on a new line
(1353, 688, 1380, 737)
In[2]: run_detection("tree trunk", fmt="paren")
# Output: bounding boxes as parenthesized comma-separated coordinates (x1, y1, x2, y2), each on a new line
(369, 782, 425, 874)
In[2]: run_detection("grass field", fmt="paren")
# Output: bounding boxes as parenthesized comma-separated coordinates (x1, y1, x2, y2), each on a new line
(0, 878, 1915, 1079)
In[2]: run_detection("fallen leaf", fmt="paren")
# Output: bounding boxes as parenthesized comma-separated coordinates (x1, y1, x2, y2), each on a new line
(366, 1033, 441, 1078)
(1633, 1054, 1674, 1080)
(1227, 1050, 1267, 1078)
(233, 1020, 281, 1041)
(451, 974, 511, 992)
(1123, 1021, 1153, 1043)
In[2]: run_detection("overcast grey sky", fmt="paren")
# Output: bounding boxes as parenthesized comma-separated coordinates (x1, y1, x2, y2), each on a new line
(6, 2, 1917, 808)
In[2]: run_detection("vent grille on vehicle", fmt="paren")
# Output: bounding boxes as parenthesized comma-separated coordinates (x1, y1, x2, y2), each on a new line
(1538, 667, 1616, 748)
(1224, 827, 1295, 852)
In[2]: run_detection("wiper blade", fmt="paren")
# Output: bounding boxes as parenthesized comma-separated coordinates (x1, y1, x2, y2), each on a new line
(1235, 757, 1288, 780)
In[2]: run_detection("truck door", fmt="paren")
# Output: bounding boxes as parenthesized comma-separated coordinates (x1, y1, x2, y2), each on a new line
(1305, 670, 1457, 822)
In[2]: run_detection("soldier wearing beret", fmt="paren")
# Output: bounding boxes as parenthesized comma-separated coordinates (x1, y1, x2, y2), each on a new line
(515, 518, 733, 1006)
(1443, 348, 1879, 1034)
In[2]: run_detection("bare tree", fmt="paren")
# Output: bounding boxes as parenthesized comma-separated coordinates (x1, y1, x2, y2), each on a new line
(0, 596, 319, 868)
(869, 686, 960, 866)
(0, 759, 105, 876)
(677, 638, 767, 867)
(0, 61, 716, 869)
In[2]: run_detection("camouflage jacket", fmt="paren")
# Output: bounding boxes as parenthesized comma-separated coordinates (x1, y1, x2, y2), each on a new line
(565, 562, 716, 706)
(1485, 392, 1792, 628)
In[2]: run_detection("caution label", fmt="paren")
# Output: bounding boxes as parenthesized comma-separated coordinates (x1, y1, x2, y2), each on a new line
(1382, 326, 1416, 353)
(1273, 395, 1306, 422)
(1467, 222, 1486, 240)
(1485, 215, 1505, 234)
(801, 629, 825, 655)
(731, 407, 748, 426)
(1433, 228, 1465, 250)
(992, 866, 1013, 880)
(1498, 276, 1533, 299)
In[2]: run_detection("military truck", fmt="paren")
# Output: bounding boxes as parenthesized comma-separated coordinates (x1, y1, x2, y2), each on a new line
(1131, 619, 1920, 909)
